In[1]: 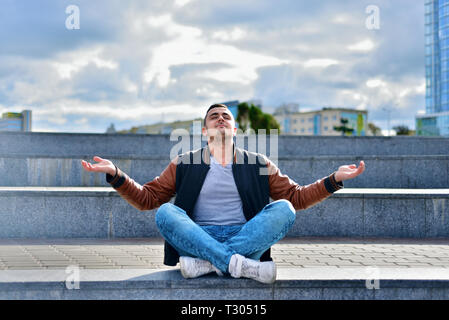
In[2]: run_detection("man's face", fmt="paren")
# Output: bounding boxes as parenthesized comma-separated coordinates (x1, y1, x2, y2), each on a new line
(202, 107, 237, 139)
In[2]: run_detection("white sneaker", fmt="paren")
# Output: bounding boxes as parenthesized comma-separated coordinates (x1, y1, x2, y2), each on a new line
(179, 256, 223, 278)
(228, 254, 277, 284)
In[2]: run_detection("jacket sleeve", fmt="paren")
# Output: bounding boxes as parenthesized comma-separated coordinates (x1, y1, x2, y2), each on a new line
(106, 157, 177, 211)
(265, 157, 343, 211)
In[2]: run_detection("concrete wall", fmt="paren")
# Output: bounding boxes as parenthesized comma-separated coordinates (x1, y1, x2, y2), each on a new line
(1, 132, 448, 188)
(2, 132, 449, 156)
(1, 189, 448, 239)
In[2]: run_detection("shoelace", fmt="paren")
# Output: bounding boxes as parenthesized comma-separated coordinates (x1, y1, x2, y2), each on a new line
(194, 259, 213, 273)
(242, 260, 260, 278)
(229, 255, 242, 278)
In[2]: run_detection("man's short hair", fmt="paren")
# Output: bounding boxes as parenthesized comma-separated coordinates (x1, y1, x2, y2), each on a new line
(203, 103, 229, 126)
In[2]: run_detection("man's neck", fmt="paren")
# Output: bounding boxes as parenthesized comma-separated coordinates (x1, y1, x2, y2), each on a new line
(208, 139, 234, 166)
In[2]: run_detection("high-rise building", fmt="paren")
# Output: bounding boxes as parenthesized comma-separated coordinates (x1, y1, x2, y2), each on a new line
(0, 110, 32, 132)
(417, 0, 449, 136)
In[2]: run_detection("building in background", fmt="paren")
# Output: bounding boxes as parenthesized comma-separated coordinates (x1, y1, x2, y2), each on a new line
(417, 0, 449, 136)
(273, 103, 300, 133)
(117, 118, 203, 135)
(106, 123, 116, 133)
(117, 101, 241, 134)
(274, 107, 368, 136)
(0, 110, 32, 132)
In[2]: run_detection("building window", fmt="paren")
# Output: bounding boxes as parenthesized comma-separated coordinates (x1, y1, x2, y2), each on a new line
(324, 126, 328, 131)
(324, 116, 328, 121)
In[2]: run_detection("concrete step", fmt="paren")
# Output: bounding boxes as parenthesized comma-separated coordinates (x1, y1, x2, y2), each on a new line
(1, 155, 448, 188)
(2, 132, 449, 157)
(1, 237, 449, 300)
(2, 267, 449, 300)
(0, 188, 448, 239)
(1, 132, 448, 188)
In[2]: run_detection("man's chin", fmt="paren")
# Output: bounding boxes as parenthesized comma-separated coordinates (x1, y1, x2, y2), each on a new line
(207, 128, 234, 140)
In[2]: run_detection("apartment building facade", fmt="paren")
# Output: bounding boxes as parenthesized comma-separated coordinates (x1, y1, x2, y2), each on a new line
(274, 107, 368, 136)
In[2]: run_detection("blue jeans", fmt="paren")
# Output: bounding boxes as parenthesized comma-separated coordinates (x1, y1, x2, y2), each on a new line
(155, 199, 296, 273)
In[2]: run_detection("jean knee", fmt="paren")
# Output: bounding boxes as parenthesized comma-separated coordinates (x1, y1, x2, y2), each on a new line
(273, 199, 296, 226)
(155, 203, 176, 229)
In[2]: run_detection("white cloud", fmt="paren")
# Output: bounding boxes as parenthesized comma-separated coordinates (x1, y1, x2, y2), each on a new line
(0, 1, 426, 134)
(174, 0, 195, 7)
(52, 47, 118, 79)
(366, 79, 386, 88)
(35, 100, 202, 122)
(143, 14, 286, 87)
(399, 88, 412, 98)
(303, 59, 339, 68)
(333, 14, 351, 24)
(46, 116, 67, 125)
(75, 117, 89, 125)
(415, 81, 426, 94)
(212, 27, 246, 41)
(348, 39, 375, 52)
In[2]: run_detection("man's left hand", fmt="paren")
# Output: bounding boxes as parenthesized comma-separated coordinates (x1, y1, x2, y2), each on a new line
(334, 161, 365, 182)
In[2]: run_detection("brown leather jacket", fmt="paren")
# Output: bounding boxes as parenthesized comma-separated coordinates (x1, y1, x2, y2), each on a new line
(107, 149, 343, 212)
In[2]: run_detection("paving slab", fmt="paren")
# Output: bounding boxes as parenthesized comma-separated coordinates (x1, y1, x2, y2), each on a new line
(1, 237, 449, 270)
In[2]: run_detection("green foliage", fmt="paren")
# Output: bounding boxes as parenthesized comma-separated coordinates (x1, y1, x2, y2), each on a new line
(333, 118, 354, 136)
(393, 125, 411, 135)
(237, 102, 280, 134)
(368, 122, 382, 136)
(237, 103, 250, 131)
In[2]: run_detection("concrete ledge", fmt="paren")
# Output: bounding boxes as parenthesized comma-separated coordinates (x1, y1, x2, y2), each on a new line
(1, 187, 449, 197)
(1, 155, 448, 188)
(0, 188, 448, 238)
(1, 268, 449, 300)
(2, 132, 449, 156)
(1, 132, 449, 188)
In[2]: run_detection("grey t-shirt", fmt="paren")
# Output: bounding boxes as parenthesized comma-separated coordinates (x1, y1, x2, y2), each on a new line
(192, 156, 247, 225)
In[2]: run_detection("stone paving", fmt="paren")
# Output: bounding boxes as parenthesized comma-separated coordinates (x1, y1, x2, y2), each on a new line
(1, 237, 449, 270)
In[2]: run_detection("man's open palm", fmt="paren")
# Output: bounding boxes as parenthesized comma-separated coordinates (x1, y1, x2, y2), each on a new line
(334, 161, 365, 182)
(81, 156, 115, 176)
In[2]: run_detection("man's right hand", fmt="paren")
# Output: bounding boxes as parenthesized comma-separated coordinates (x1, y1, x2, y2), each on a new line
(81, 156, 116, 176)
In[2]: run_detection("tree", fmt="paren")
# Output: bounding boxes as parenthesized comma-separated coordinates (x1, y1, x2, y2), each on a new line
(237, 103, 250, 131)
(368, 122, 382, 136)
(237, 102, 280, 133)
(393, 125, 411, 136)
(333, 118, 354, 136)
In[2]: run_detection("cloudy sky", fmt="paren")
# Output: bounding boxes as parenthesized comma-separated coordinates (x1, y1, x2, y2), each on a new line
(0, 0, 425, 133)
